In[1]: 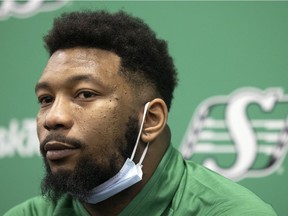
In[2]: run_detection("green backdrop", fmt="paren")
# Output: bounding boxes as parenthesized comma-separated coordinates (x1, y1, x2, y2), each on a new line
(0, 1, 287, 215)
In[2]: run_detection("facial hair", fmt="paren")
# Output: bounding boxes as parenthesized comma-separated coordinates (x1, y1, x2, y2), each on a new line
(40, 116, 139, 203)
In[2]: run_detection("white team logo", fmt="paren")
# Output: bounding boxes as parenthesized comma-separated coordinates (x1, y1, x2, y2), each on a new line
(180, 87, 288, 181)
(0, 0, 69, 20)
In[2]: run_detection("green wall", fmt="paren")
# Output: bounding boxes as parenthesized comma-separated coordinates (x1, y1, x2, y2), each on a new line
(0, 1, 287, 215)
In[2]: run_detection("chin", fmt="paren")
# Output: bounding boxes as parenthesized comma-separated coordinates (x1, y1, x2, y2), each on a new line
(49, 162, 77, 174)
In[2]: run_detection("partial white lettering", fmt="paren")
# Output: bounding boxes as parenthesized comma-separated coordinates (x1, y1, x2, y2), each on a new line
(0, 118, 39, 158)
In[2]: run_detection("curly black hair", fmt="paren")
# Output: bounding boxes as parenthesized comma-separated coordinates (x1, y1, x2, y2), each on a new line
(44, 10, 178, 110)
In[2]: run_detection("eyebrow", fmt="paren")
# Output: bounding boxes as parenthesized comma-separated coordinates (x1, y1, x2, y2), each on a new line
(35, 82, 49, 93)
(35, 74, 103, 93)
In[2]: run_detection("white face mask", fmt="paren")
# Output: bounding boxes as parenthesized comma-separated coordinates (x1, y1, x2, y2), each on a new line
(86, 102, 150, 204)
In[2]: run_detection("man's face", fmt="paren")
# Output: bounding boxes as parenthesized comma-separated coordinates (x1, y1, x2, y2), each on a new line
(35, 47, 141, 201)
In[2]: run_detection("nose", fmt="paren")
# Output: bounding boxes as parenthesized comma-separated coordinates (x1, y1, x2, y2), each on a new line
(44, 97, 74, 131)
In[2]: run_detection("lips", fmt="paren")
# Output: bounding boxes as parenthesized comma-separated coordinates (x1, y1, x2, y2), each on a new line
(44, 142, 79, 161)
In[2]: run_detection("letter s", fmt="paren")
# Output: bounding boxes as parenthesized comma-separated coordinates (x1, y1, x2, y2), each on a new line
(204, 88, 282, 180)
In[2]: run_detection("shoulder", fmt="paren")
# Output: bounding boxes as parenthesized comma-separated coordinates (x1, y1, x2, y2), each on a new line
(3, 195, 84, 216)
(173, 160, 277, 215)
(4, 196, 53, 216)
(183, 160, 260, 197)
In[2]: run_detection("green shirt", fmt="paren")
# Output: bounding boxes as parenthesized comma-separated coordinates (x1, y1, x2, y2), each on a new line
(4, 145, 277, 216)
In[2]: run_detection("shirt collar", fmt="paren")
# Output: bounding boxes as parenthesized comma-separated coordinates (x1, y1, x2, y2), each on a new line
(119, 144, 185, 216)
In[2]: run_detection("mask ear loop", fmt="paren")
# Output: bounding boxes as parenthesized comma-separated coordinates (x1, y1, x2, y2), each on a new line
(130, 102, 150, 162)
(137, 143, 149, 166)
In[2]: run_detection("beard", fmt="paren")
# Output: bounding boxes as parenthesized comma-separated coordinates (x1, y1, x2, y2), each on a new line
(40, 116, 139, 203)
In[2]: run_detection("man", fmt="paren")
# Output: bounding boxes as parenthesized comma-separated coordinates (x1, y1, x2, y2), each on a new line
(5, 10, 277, 216)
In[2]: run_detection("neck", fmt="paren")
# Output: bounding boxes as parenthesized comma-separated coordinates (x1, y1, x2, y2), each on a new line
(82, 126, 171, 216)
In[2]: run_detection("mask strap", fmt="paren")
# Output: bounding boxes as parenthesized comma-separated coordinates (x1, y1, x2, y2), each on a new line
(130, 102, 150, 161)
(138, 142, 149, 166)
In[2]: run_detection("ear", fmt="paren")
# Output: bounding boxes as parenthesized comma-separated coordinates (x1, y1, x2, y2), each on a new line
(141, 98, 168, 143)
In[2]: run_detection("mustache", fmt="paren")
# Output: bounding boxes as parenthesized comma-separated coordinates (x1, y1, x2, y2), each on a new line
(40, 134, 85, 155)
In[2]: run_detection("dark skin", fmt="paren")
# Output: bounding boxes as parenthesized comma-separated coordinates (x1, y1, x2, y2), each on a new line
(35, 47, 170, 216)
(84, 126, 171, 216)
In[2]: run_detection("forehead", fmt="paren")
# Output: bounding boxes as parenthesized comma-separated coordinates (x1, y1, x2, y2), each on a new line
(44, 47, 120, 76)
(36, 47, 124, 90)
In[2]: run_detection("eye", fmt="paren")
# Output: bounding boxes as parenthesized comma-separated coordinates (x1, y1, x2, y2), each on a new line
(77, 91, 97, 100)
(38, 95, 54, 106)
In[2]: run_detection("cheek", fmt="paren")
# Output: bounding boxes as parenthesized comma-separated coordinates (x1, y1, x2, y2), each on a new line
(79, 111, 120, 141)
(36, 113, 45, 141)
(76, 112, 127, 167)
(77, 104, 128, 150)
(80, 103, 127, 134)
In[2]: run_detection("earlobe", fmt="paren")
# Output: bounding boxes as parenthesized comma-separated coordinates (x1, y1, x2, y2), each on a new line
(141, 98, 168, 143)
